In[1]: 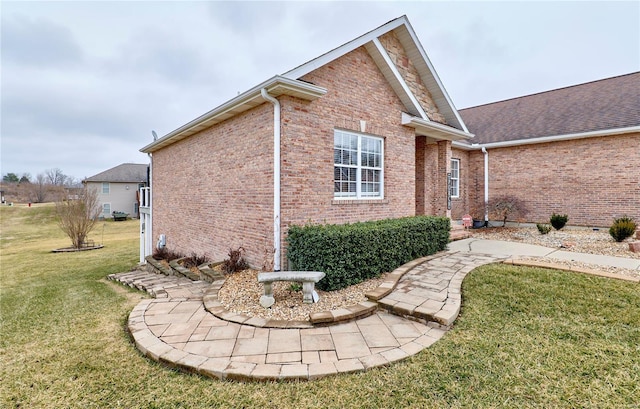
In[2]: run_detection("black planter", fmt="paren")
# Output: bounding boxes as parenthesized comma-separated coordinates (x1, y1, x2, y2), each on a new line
(473, 220, 486, 229)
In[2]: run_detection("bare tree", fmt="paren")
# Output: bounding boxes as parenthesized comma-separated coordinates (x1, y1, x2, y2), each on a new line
(30, 173, 49, 203)
(489, 195, 529, 227)
(46, 168, 67, 186)
(55, 186, 102, 249)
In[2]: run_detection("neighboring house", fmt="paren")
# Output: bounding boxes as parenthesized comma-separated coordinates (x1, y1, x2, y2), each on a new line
(84, 163, 148, 219)
(454, 72, 640, 227)
(139, 15, 639, 268)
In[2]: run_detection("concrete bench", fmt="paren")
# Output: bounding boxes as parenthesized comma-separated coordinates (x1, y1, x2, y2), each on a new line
(257, 271, 325, 308)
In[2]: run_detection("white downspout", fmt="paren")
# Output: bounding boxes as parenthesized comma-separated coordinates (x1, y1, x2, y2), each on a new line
(481, 147, 489, 226)
(260, 88, 281, 271)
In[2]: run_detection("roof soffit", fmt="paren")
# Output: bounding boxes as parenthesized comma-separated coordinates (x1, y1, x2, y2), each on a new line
(402, 113, 474, 141)
(140, 77, 326, 153)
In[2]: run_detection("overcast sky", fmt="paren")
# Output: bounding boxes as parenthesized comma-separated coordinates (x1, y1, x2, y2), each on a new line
(2, 1, 638, 181)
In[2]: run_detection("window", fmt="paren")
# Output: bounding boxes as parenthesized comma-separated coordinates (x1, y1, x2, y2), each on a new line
(102, 182, 110, 194)
(102, 203, 111, 216)
(334, 130, 383, 199)
(450, 159, 460, 198)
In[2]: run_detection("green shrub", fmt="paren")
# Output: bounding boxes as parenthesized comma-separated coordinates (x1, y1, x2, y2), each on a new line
(550, 213, 568, 230)
(609, 216, 637, 242)
(286, 216, 450, 291)
(536, 223, 552, 235)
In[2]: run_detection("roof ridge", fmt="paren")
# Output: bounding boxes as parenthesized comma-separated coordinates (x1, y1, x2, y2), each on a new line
(460, 71, 640, 111)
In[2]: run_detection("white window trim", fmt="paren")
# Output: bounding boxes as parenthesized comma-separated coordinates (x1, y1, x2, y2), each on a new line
(450, 158, 460, 199)
(102, 182, 110, 194)
(334, 130, 384, 200)
(102, 203, 111, 216)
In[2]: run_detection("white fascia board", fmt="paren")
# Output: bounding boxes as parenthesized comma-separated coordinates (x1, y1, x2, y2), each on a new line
(400, 20, 470, 133)
(370, 38, 428, 120)
(402, 112, 474, 141)
(140, 76, 327, 153)
(454, 125, 640, 150)
(283, 16, 408, 80)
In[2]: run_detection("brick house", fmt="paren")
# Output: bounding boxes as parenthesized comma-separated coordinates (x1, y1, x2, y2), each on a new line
(140, 16, 472, 267)
(454, 72, 639, 227)
(139, 16, 639, 267)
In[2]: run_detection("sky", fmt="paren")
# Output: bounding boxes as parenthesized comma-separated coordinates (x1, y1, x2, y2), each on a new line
(2, 1, 638, 181)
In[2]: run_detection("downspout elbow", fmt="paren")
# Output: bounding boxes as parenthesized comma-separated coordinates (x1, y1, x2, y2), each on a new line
(261, 88, 282, 271)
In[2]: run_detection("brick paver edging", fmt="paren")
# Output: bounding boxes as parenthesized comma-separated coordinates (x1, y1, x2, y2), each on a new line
(202, 252, 450, 328)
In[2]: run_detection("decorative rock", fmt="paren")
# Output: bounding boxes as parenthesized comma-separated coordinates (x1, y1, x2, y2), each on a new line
(629, 242, 640, 253)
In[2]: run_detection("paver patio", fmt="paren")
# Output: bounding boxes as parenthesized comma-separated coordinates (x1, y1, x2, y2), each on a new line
(112, 238, 638, 381)
(112, 249, 507, 381)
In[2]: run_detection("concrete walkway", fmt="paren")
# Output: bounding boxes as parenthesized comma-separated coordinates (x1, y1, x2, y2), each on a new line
(449, 238, 640, 271)
(113, 239, 639, 382)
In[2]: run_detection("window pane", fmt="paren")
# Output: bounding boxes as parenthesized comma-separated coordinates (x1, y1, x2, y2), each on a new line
(333, 130, 383, 199)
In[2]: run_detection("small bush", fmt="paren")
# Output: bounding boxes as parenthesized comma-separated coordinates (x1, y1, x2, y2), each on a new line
(536, 223, 552, 235)
(550, 213, 568, 230)
(609, 216, 637, 242)
(152, 247, 184, 262)
(222, 247, 249, 274)
(287, 216, 450, 291)
(181, 252, 209, 269)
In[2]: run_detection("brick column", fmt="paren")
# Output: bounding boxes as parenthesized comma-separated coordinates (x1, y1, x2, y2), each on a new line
(415, 136, 426, 215)
(435, 140, 452, 218)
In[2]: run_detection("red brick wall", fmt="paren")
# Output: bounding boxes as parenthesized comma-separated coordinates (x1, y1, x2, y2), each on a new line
(451, 147, 471, 220)
(152, 44, 451, 269)
(152, 104, 274, 267)
(465, 132, 640, 227)
(378, 32, 447, 124)
(278, 46, 430, 266)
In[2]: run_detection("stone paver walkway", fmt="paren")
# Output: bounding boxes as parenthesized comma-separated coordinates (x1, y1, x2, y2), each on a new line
(111, 250, 504, 381)
(377, 252, 504, 326)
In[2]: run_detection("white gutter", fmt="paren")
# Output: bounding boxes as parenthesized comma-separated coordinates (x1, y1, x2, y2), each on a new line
(453, 125, 640, 150)
(401, 112, 474, 141)
(141, 76, 326, 154)
(481, 147, 489, 224)
(260, 88, 281, 271)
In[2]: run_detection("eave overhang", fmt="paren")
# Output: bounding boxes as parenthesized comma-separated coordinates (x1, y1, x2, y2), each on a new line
(402, 113, 474, 142)
(452, 125, 640, 150)
(141, 76, 327, 153)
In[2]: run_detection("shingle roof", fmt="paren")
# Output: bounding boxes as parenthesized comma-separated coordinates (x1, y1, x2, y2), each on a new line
(459, 72, 640, 144)
(84, 163, 148, 183)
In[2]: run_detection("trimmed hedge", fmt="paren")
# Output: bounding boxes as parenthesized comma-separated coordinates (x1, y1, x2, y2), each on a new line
(286, 216, 450, 291)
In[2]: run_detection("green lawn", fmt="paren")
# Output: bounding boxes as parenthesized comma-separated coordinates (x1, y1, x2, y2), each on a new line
(1, 204, 638, 408)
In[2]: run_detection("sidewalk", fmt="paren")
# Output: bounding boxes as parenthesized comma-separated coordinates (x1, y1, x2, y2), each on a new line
(448, 238, 640, 271)
(115, 238, 638, 382)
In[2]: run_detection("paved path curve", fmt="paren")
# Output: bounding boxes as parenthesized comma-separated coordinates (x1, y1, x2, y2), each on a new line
(113, 250, 504, 381)
(113, 238, 638, 381)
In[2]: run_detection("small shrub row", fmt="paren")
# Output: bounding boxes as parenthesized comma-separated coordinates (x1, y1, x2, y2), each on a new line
(609, 216, 637, 242)
(286, 216, 450, 291)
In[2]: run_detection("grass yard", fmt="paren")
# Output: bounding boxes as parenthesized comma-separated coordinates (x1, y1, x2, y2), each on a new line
(1, 204, 638, 408)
